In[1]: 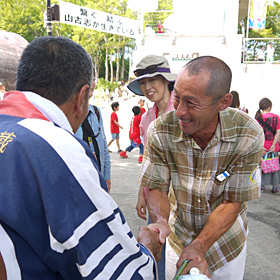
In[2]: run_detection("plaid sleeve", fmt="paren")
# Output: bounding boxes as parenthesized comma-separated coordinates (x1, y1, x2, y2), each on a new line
(138, 121, 170, 193)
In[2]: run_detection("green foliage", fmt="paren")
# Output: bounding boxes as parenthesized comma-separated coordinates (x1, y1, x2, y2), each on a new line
(242, 1, 280, 61)
(96, 78, 119, 92)
(143, 0, 173, 32)
(0, 0, 173, 81)
(0, 0, 47, 41)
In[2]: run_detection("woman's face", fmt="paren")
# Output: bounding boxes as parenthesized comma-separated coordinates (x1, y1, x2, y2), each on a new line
(139, 75, 169, 103)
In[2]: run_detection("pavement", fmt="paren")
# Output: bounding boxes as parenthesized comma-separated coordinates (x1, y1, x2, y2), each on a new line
(101, 98, 280, 280)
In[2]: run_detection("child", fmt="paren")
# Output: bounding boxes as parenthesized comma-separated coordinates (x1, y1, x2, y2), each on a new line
(138, 98, 146, 116)
(107, 101, 123, 153)
(120, 106, 144, 163)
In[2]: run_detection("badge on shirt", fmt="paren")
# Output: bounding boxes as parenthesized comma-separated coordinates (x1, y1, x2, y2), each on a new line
(216, 171, 230, 182)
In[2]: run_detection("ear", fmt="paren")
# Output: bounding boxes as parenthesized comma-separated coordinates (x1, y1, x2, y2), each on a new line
(218, 93, 232, 111)
(75, 84, 90, 117)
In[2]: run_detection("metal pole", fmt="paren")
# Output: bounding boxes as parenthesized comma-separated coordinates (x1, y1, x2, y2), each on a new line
(245, 0, 251, 64)
(46, 0, 52, 36)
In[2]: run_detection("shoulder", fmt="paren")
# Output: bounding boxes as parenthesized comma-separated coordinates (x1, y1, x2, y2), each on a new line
(150, 110, 177, 132)
(220, 108, 264, 139)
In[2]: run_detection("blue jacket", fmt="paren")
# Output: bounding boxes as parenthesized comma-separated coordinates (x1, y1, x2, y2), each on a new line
(76, 105, 111, 180)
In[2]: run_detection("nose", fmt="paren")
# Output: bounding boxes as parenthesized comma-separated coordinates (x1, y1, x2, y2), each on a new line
(176, 101, 188, 119)
(144, 81, 152, 91)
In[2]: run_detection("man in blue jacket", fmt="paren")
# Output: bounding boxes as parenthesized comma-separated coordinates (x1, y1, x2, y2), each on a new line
(0, 36, 169, 279)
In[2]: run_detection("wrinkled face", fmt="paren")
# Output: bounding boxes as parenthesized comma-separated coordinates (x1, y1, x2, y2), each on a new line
(139, 75, 168, 103)
(173, 69, 221, 137)
(89, 76, 96, 99)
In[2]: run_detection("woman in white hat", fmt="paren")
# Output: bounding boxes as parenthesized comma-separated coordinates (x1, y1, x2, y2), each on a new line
(128, 55, 176, 146)
(128, 55, 176, 280)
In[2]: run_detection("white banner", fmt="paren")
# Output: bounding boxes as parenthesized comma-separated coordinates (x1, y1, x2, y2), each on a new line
(59, 1, 140, 38)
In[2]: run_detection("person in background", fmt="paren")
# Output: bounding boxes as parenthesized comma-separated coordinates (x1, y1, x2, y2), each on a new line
(128, 54, 176, 280)
(229, 90, 240, 109)
(107, 101, 123, 153)
(75, 70, 111, 192)
(0, 36, 170, 279)
(255, 98, 280, 195)
(257, 45, 265, 61)
(157, 21, 163, 33)
(239, 107, 249, 114)
(138, 98, 146, 116)
(0, 82, 5, 100)
(139, 56, 264, 280)
(120, 106, 144, 163)
(266, 42, 275, 63)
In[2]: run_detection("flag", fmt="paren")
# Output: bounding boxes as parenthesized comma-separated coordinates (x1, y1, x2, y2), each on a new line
(249, 0, 268, 30)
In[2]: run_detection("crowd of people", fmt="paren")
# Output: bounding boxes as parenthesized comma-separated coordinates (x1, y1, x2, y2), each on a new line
(0, 36, 278, 280)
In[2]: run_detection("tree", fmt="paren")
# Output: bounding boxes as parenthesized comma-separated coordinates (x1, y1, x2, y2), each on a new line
(0, 0, 172, 83)
(143, 0, 173, 33)
(0, 0, 46, 41)
(242, 1, 280, 61)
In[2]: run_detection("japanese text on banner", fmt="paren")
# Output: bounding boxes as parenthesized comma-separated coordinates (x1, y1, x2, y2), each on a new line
(59, 1, 140, 38)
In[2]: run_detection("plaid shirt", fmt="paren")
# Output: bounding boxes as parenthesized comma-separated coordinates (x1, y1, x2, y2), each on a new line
(139, 108, 264, 271)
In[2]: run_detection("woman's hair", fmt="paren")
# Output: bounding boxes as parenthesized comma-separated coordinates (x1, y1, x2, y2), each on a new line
(255, 97, 272, 120)
(168, 81, 175, 92)
(229, 91, 240, 108)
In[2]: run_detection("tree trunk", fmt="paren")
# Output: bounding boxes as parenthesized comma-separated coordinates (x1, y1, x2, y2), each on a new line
(120, 43, 125, 82)
(116, 36, 121, 82)
(110, 54, 114, 83)
(95, 56, 100, 80)
(105, 36, 109, 81)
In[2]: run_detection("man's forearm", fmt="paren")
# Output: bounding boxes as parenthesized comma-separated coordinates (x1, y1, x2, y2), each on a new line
(147, 189, 170, 224)
(192, 200, 241, 254)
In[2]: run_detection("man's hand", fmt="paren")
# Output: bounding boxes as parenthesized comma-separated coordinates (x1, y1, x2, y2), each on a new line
(176, 241, 211, 278)
(136, 186, 147, 220)
(176, 200, 241, 278)
(147, 222, 171, 244)
(106, 179, 111, 193)
(137, 226, 163, 262)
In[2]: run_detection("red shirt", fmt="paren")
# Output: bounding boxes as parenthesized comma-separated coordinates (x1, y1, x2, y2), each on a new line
(140, 107, 146, 116)
(129, 115, 141, 141)
(110, 112, 119, 133)
(258, 112, 280, 151)
(157, 24, 163, 33)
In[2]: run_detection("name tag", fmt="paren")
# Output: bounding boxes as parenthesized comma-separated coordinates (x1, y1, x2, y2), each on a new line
(216, 171, 230, 182)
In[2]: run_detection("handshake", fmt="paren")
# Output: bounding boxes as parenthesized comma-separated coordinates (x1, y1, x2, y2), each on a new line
(137, 222, 171, 262)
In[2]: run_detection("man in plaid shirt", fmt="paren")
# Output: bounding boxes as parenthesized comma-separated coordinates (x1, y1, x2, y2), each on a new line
(138, 56, 264, 280)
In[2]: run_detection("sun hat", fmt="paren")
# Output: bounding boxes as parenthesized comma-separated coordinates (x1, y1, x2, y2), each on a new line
(128, 55, 176, 96)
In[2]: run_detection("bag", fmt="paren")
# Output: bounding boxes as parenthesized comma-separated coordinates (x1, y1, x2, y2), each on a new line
(262, 152, 279, 174)
(81, 113, 101, 171)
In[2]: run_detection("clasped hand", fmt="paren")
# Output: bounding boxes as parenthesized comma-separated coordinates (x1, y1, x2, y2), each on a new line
(137, 222, 171, 262)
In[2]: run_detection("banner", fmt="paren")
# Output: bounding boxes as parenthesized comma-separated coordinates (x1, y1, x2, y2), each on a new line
(59, 1, 140, 38)
(249, 0, 268, 30)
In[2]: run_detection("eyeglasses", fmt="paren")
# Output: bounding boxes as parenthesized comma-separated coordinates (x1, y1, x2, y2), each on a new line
(134, 62, 170, 77)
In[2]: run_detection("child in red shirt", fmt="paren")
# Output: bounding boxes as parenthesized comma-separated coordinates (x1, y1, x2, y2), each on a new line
(138, 98, 146, 116)
(120, 106, 144, 163)
(107, 102, 123, 153)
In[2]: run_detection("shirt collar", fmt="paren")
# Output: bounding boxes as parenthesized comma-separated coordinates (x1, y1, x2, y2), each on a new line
(22, 91, 73, 133)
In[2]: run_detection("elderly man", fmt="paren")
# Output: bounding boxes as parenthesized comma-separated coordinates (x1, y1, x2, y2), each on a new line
(139, 56, 264, 280)
(0, 36, 169, 279)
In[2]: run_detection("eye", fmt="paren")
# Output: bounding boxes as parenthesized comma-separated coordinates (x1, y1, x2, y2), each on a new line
(187, 100, 195, 106)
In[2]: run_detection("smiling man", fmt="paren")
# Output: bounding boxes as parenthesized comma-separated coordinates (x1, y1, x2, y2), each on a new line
(138, 56, 264, 280)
